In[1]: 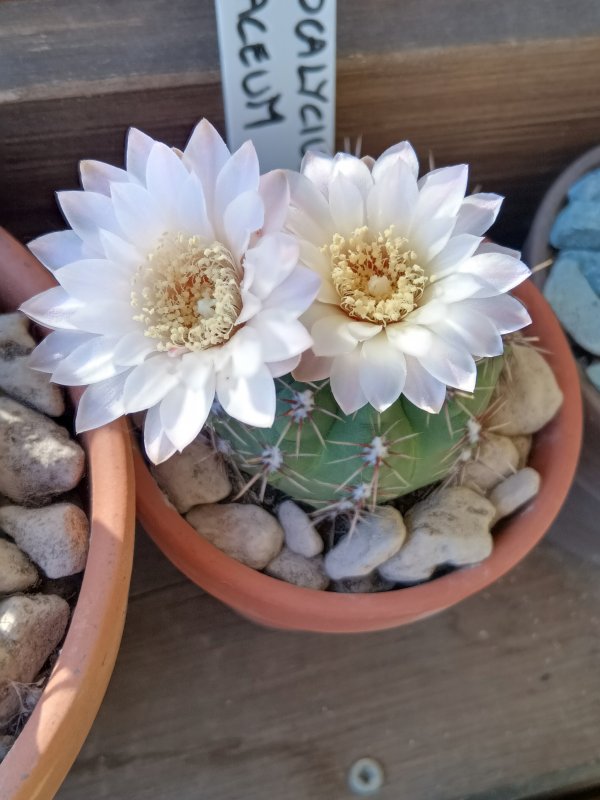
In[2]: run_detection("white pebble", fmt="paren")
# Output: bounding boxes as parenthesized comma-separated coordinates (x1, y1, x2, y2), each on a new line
(266, 547, 329, 590)
(0, 539, 38, 593)
(460, 433, 519, 494)
(186, 503, 283, 569)
(324, 506, 406, 581)
(379, 487, 495, 584)
(0, 503, 89, 578)
(0, 397, 84, 505)
(152, 438, 231, 513)
(0, 313, 64, 417)
(510, 435, 533, 469)
(489, 468, 541, 525)
(0, 594, 69, 731)
(489, 345, 563, 434)
(277, 500, 323, 557)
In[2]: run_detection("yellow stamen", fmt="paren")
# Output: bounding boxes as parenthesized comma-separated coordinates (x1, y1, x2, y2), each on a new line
(324, 225, 428, 324)
(131, 233, 241, 352)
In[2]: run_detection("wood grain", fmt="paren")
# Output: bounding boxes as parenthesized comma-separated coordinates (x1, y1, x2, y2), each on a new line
(2, 0, 600, 248)
(53, 495, 600, 800)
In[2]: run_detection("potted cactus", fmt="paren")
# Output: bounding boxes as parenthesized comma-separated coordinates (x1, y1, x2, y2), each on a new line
(20, 120, 581, 632)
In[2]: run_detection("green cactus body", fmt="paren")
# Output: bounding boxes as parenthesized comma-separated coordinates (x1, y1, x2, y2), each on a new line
(210, 356, 503, 510)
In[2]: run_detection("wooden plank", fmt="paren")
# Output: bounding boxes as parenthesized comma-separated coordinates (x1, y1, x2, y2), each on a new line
(2, 0, 600, 101)
(3, 36, 600, 250)
(54, 505, 600, 800)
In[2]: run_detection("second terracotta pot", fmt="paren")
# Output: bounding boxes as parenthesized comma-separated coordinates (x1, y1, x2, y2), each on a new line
(0, 229, 136, 800)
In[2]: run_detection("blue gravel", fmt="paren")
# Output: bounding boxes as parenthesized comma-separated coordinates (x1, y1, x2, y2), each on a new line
(568, 168, 600, 203)
(544, 253, 600, 355)
(586, 361, 600, 391)
(550, 201, 600, 250)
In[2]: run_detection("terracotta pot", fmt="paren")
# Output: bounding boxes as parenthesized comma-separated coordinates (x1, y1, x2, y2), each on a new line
(135, 278, 582, 633)
(523, 145, 600, 560)
(0, 229, 135, 800)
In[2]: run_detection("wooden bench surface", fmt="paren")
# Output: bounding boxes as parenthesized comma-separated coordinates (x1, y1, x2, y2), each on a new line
(55, 473, 600, 799)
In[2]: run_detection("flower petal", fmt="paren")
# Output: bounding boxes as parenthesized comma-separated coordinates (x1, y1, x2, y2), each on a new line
(298, 240, 337, 304)
(328, 172, 365, 235)
(27, 330, 94, 372)
(243, 233, 299, 299)
(144, 403, 178, 464)
(458, 252, 530, 293)
(460, 294, 531, 334)
(71, 300, 138, 336)
(311, 310, 361, 356)
(159, 381, 213, 451)
(293, 351, 333, 382)
(217, 363, 276, 427)
(236, 291, 263, 325)
(175, 172, 214, 241)
(259, 169, 290, 234)
(29, 231, 85, 272)
(214, 139, 260, 222)
(410, 215, 456, 262)
(402, 355, 447, 413)
(247, 311, 313, 362)
(52, 335, 126, 385)
(126, 127, 155, 185)
(222, 327, 263, 377)
(109, 183, 165, 250)
(424, 272, 489, 303)
(372, 141, 419, 182)
(431, 311, 504, 358)
(453, 192, 503, 237)
(262, 264, 321, 316)
(183, 119, 231, 209)
(57, 190, 120, 254)
(98, 229, 143, 271)
(55, 259, 130, 303)
(267, 355, 301, 378)
(286, 170, 334, 240)
(76, 372, 129, 431)
(145, 141, 192, 226)
(223, 190, 264, 262)
(359, 333, 407, 411)
(20, 286, 83, 330)
(330, 349, 368, 414)
(79, 160, 129, 196)
(300, 150, 334, 197)
(416, 164, 468, 221)
(427, 234, 483, 280)
(331, 153, 374, 201)
(122, 356, 181, 412)
(366, 157, 418, 235)
(416, 335, 477, 392)
(386, 323, 435, 357)
(112, 331, 157, 366)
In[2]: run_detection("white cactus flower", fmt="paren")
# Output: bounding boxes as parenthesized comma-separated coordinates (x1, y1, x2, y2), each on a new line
(21, 120, 319, 463)
(287, 145, 531, 415)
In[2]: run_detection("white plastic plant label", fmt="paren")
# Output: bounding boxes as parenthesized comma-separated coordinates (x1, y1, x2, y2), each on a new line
(214, 0, 337, 171)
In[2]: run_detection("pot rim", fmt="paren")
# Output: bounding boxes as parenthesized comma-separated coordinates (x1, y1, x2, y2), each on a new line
(135, 280, 583, 633)
(0, 229, 136, 800)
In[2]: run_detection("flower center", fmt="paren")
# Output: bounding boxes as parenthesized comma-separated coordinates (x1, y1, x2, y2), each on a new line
(324, 225, 428, 324)
(131, 233, 242, 352)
